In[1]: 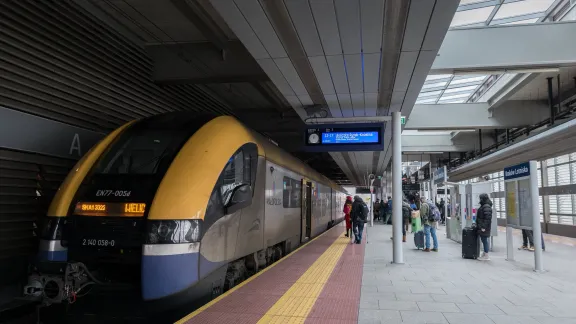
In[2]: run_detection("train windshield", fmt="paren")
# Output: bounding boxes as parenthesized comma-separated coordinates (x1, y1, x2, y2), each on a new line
(94, 129, 188, 175)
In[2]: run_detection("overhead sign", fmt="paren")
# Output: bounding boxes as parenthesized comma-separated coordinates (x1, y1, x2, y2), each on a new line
(322, 131, 378, 144)
(402, 184, 420, 191)
(433, 166, 447, 185)
(504, 162, 530, 181)
(303, 123, 384, 152)
(401, 116, 406, 125)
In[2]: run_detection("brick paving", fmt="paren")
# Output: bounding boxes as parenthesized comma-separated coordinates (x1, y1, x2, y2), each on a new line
(305, 236, 366, 324)
(180, 225, 344, 323)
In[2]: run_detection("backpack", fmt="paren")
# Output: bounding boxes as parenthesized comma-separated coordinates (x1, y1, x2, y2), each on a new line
(428, 204, 441, 222)
(354, 202, 369, 222)
(402, 205, 410, 218)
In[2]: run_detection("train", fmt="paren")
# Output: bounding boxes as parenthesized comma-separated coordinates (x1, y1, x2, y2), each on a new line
(26, 113, 347, 313)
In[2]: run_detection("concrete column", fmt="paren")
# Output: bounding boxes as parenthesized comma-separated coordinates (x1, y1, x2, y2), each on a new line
(540, 160, 550, 233)
(392, 112, 403, 264)
(429, 163, 434, 201)
(530, 161, 544, 272)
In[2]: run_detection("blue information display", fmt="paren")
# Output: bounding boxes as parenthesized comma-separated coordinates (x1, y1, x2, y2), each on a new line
(504, 162, 531, 181)
(321, 131, 379, 144)
(303, 123, 384, 152)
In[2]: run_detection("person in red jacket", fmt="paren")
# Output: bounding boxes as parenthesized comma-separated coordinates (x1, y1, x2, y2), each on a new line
(343, 196, 353, 237)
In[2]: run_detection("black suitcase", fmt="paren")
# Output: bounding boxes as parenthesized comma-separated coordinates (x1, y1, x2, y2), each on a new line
(462, 227, 480, 259)
(414, 230, 425, 250)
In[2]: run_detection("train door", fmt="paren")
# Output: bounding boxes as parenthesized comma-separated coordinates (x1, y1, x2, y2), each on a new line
(301, 180, 312, 242)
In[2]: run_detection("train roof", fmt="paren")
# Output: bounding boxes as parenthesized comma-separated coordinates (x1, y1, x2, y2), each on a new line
(225, 116, 343, 192)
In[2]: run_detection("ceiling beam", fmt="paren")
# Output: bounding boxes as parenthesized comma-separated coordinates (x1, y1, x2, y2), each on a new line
(405, 100, 550, 130)
(431, 21, 576, 74)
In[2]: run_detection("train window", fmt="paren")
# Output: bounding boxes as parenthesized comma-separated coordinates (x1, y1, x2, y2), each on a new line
(283, 177, 301, 208)
(95, 129, 187, 175)
(220, 150, 246, 205)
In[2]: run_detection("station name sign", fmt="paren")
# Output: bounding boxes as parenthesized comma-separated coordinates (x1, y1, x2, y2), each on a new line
(433, 166, 447, 185)
(303, 123, 384, 152)
(504, 162, 531, 181)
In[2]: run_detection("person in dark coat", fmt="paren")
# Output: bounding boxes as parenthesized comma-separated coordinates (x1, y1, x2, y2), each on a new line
(476, 193, 493, 261)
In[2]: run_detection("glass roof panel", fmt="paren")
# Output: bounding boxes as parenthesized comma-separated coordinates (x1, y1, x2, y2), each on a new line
(426, 74, 452, 81)
(418, 90, 443, 98)
(448, 76, 487, 86)
(440, 93, 473, 101)
(416, 97, 439, 104)
(450, 6, 494, 27)
(459, 0, 491, 5)
(437, 98, 467, 104)
(496, 18, 539, 25)
(421, 81, 448, 90)
(493, 0, 555, 20)
(443, 85, 478, 94)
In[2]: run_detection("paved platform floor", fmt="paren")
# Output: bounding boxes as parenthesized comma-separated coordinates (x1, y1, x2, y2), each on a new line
(360, 223, 576, 324)
(178, 224, 365, 324)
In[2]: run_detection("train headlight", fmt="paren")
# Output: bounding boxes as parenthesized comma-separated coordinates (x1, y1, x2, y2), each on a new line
(146, 220, 202, 244)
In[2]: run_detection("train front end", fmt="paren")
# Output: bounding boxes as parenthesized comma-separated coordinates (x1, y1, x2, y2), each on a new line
(25, 114, 259, 313)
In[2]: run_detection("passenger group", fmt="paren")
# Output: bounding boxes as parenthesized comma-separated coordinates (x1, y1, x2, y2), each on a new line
(342, 192, 499, 260)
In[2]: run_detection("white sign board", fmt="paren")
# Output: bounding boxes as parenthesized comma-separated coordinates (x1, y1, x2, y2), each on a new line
(433, 166, 447, 185)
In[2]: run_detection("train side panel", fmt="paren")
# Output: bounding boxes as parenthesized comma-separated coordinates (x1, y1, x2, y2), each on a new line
(311, 183, 330, 237)
(263, 161, 300, 248)
(232, 156, 266, 260)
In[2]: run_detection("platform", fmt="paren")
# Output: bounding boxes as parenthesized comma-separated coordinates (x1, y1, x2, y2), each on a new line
(177, 222, 576, 324)
(177, 224, 365, 324)
(360, 224, 576, 324)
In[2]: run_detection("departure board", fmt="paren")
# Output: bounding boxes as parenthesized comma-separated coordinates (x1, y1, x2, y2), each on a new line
(303, 123, 384, 152)
(321, 131, 379, 144)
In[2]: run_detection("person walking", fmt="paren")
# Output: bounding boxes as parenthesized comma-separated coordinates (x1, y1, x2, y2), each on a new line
(351, 196, 368, 244)
(420, 197, 439, 252)
(374, 199, 380, 222)
(439, 198, 446, 225)
(402, 199, 413, 242)
(385, 196, 393, 224)
(476, 193, 493, 261)
(343, 196, 353, 238)
(379, 199, 387, 223)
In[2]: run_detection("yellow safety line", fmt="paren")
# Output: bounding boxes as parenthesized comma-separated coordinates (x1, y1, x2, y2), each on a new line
(256, 234, 349, 324)
(175, 226, 343, 323)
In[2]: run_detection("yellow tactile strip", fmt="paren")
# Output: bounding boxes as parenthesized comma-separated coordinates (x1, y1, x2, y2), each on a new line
(257, 234, 349, 324)
(176, 226, 344, 323)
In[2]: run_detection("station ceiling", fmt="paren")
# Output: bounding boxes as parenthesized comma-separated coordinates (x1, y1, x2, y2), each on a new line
(6, 0, 572, 187)
(76, 0, 463, 186)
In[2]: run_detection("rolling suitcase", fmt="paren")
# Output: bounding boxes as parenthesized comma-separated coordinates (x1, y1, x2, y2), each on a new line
(462, 227, 480, 259)
(414, 230, 424, 250)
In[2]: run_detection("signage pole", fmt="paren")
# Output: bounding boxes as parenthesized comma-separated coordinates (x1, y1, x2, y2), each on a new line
(530, 161, 544, 272)
(506, 226, 514, 261)
(392, 112, 403, 264)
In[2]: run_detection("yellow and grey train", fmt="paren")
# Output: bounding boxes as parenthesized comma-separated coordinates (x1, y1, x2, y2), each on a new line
(29, 113, 346, 310)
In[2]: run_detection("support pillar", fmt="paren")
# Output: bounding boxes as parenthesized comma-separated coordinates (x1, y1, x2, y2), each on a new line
(541, 160, 550, 233)
(392, 112, 403, 264)
(547, 77, 555, 125)
(530, 161, 544, 272)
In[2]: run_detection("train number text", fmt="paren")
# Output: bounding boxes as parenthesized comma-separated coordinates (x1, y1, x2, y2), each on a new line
(82, 239, 115, 247)
(96, 190, 131, 197)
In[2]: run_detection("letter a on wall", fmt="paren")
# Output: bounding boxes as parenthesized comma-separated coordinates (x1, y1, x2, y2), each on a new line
(69, 133, 82, 157)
